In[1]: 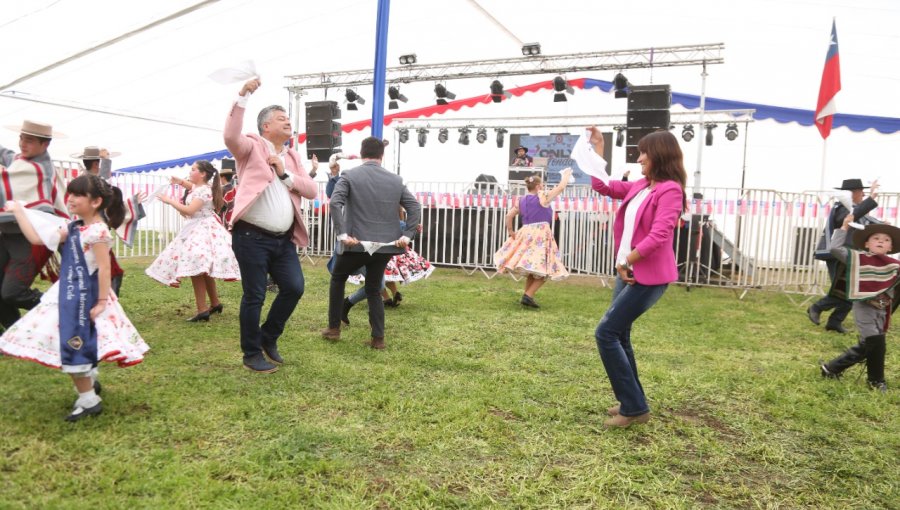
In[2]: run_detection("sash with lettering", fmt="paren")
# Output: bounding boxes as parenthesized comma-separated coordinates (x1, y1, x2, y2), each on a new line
(58, 221, 99, 372)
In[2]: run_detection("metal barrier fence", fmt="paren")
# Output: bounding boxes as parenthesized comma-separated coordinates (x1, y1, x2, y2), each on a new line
(95, 169, 900, 299)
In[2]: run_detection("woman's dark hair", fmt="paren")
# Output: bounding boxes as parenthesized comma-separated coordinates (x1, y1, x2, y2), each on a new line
(195, 160, 224, 212)
(66, 174, 126, 229)
(637, 130, 688, 209)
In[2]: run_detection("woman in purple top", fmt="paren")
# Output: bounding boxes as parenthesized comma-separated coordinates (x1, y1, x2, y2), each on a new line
(494, 169, 572, 308)
(589, 128, 687, 428)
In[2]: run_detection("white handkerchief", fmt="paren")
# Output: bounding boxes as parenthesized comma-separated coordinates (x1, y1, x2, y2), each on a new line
(571, 130, 610, 183)
(208, 60, 259, 84)
(22, 207, 67, 250)
(142, 184, 171, 205)
(360, 241, 391, 255)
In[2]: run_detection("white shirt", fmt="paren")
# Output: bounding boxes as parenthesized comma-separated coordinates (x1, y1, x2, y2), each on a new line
(236, 94, 295, 233)
(616, 186, 651, 266)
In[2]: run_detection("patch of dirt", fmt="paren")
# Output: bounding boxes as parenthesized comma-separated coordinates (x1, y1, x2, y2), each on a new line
(488, 407, 519, 421)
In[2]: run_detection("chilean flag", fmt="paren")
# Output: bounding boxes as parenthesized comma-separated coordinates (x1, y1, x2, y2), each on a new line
(815, 20, 841, 139)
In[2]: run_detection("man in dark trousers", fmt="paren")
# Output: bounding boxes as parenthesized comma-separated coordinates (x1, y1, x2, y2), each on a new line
(808, 178, 879, 333)
(321, 137, 420, 349)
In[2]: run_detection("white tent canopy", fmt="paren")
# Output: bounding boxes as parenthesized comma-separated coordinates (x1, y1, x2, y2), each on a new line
(2, 0, 899, 191)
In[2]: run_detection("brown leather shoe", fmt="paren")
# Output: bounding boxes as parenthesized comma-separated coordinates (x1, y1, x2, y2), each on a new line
(321, 327, 341, 342)
(369, 336, 385, 350)
(607, 403, 621, 416)
(603, 412, 650, 428)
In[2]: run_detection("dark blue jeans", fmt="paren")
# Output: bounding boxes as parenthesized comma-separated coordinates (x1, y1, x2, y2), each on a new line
(232, 226, 304, 359)
(812, 259, 851, 327)
(595, 277, 668, 417)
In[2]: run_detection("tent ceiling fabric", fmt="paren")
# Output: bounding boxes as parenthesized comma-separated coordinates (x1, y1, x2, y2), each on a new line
(1, 0, 898, 178)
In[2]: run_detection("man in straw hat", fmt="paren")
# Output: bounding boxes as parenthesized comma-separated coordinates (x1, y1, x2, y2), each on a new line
(0, 120, 68, 329)
(819, 213, 900, 393)
(808, 178, 881, 333)
(72, 146, 145, 296)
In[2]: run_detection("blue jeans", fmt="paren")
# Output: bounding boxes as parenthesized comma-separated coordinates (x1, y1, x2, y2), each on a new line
(232, 226, 304, 359)
(594, 277, 668, 417)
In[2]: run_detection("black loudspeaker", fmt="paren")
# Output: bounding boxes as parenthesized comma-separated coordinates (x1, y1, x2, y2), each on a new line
(306, 101, 341, 161)
(625, 84, 671, 163)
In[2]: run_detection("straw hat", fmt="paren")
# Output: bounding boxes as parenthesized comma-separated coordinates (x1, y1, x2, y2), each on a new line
(70, 146, 121, 159)
(5, 119, 56, 139)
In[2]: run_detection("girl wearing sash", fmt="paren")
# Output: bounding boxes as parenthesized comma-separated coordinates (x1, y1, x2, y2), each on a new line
(145, 160, 240, 322)
(0, 174, 149, 422)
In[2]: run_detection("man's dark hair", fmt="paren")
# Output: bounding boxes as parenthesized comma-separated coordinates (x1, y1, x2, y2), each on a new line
(83, 159, 100, 172)
(360, 137, 385, 159)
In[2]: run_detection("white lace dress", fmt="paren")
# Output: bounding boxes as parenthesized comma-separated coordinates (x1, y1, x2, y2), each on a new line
(0, 222, 150, 369)
(145, 185, 241, 286)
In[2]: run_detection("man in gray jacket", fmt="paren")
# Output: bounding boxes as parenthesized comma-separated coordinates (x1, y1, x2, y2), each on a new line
(321, 137, 420, 349)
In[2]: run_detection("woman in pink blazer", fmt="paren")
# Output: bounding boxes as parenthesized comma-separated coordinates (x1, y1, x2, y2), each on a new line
(589, 128, 687, 428)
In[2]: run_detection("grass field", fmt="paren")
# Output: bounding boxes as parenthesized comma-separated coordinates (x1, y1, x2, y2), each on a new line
(1, 257, 897, 509)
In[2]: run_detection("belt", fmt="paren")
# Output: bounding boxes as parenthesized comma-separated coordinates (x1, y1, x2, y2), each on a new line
(233, 220, 290, 239)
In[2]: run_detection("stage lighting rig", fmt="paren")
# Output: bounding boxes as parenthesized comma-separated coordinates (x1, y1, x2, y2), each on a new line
(388, 86, 408, 110)
(458, 127, 470, 145)
(398, 128, 409, 143)
(613, 73, 631, 99)
(725, 123, 739, 141)
(399, 54, 417, 65)
(681, 124, 694, 142)
(613, 125, 625, 147)
(434, 83, 456, 105)
(476, 128, 487, 144)
(705, 123, 717, 146)
(417, 128, 428, 147)
(521, 43, 541, 56)
(495, 128, 508, 148)
(552, 76, 574, 102)
(438, 128, 449, 143)
(345, 89, 365, 111)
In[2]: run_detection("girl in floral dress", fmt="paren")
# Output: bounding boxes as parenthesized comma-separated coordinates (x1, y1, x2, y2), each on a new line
(0, 174, 150, 422)
(146, 160, 240, 322)
(494, 169, 572, 308)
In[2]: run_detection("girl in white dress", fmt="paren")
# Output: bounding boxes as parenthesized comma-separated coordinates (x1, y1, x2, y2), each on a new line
(0, 174, 150, 422)
(146, 160, 240, 321)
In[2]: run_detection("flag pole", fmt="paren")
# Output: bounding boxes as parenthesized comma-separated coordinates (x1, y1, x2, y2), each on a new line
(819, 139, 827, 191)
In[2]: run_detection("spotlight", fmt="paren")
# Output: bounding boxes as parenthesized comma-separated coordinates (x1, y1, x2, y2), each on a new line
(705, 123, 717, 146)
(399, 54, 417, 65)
(490, 80, 509, 103)
(438, 128, 449, 143)
(521, 42, 541, 56)
(345, 89, 365, 111)
(434, 83, 456, 105)
(398, 128, 409, 143)
(476, 128, 487, 144)
(495, 128, 508, 148)
(388, 86, 408, 110)
(614, 126, 625, 147)
(417, 128, 428, 147)
(552, 76, 575, 102)
(613, 73, 631, 99)
(458, 127, 470, 145)
(725, 123, 739, 141)
(681, 124, 694, 142)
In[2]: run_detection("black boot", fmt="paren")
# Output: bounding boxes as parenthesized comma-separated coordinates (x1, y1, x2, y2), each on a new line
(341, 297, 353, 326)
(823, 339, 868, 377)
(864, 334, 887, 389)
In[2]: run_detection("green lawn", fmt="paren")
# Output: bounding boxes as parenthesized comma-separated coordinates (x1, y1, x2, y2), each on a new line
(1, 258, 897, 509)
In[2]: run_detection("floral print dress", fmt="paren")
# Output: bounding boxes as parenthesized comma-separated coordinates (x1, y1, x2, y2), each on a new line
(145, 185, 241, 286)
(0, 222, 150, 369)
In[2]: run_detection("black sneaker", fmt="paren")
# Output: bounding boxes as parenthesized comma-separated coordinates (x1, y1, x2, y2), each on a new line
(65, 402, 103, 422)
(807, 306, 821, 326)
(243, 353, 279, 373)
(262, 344, 284, 365)
(868, 381, 888, 393)
(520, 295, 540, 308)
(820, 361, 840, 379)
(341, 297, 353, 325)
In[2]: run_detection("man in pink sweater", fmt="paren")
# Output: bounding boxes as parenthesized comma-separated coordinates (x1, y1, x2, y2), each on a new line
(224, 78, 318, 374)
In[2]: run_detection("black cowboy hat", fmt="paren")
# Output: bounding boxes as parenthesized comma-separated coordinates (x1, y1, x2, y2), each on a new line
(852, 223, 900, 253)
(835, 178, 868, 191)
(514, 146, 528, 153)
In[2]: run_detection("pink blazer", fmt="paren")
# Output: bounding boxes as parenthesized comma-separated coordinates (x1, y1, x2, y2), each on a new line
(224, 101, 318, 247)
(592, 176, 684, 285)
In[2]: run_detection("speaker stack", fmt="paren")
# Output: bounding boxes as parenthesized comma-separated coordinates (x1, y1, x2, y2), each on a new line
(305, 100, 341, 161)
(625, 84, 671, 164)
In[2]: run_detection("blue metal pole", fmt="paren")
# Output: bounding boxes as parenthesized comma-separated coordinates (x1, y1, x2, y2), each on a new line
(371, 0, 391, 138)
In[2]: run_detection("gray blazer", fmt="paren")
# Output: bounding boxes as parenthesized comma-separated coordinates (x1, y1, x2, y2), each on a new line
(329, 160, 421, 255)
